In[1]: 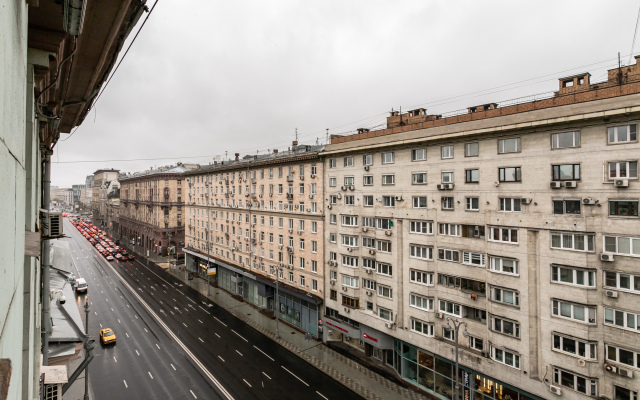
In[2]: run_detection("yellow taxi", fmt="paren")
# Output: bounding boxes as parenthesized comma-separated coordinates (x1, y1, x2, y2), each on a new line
(100, 328, 116, 345)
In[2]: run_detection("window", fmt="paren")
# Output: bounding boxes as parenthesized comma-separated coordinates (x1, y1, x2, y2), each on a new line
(362, 258, 375, 270)
(438, 223, 460, 236)
(552, 367, 597, 397)
(377, 240, 391, 253)
(499, 198, 521, 212)
(376, 218, 393, 230)
(341, 255, 358, 267)
(363, 175, 373, 186)
(607, 344, 640, 369)
(344, 195, 355, 205)
(552, 333, 597, 359)
(489, 227, 518, 244)
(441, 197, 454, 210)
(382, 152, 394, 164)
(462, 251, 485, 267)
(441, 171, 453, 183)
(410, 244, 433, 260)
(441, 145, 453, 159)
(498, 167, 521, 182)
(382, 196, 395, 207)
(343, 157, 354, 167)
(498, 138, 520, 154)
(362, 279, 376, 290)
(551, 265, 596, 287)
(412, 196, 427, 208)
(363, 154, 373, 166)
(410, 270, 433, 285)
(552, 131, 580, 149)
(551, 232, 595, 251)
(461, 224, 485, 239)
(329, 177, 336, 187)
(363, 195, 374, 206)
(342, 295, 359, 309)
(604, 235, 640, 256)
(376, 262, 392, 276)
(466, 197, 479, 211)
(341, 235, 358, 247)
(344, 176, 354, 186)
(490, 286, 519, 307)
(604, 307, 640, 333)
(490, 315, 520, 337)
(465, 169, 479, 183)
(410, 319, 434, 336)
(609, 200, 639, 216)
(438, 300, 461, 317)
(409, 221, 433, 234)
(614, 386, 638, 400)
(604, 271, 640, 294)
(438, 248, 459, 262)
(553, 199, 581, 214)
(442, 327, 455, 341)
(341, 275, 358, 288)
(377, 285, 392, 299)
(329, 290, 337, 300)
(608, 124, 637, 144)
(465, 142, 479, 157)
(412, 172, 427, 185)
(363, 217, 375, 228)
(381, 174, 395, 185)
(469, 336, 483, 351)
(552, 164, 580, 181)
(378, 307, 393, 321)
(609, 161, 638, 179)
(311, 221, 317, 233)
(489, 345, 520, 369)
(552, 299, 596, 323)
(329, 159, 336, 168)
(411, 149, 426, 161)
(341, 215, 358, 226)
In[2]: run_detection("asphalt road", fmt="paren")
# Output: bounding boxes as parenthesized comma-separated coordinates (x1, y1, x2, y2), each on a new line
(64, 219, 363, 400)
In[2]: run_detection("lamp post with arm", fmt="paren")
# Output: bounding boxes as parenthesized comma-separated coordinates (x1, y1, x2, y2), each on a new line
(444, 317, 469, 400)
(273, 265, 282, 339)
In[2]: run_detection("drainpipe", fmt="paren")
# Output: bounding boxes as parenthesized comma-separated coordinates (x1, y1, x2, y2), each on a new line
(42, 151, 52, 365)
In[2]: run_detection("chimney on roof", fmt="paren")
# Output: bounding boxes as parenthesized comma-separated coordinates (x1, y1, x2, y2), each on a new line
(235, 153, 239, 161)
(357, 128, 370, 134)
(273, 149, 278, 154)
(292, 140, 298, 151)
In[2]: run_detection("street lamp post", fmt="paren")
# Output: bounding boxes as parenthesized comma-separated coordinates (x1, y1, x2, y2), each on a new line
(444, 317, 469, 400)
(84, 299, 90, 400)
(273, 265, 281, 339)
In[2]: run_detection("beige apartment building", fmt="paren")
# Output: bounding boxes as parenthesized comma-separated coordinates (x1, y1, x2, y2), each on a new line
(322, 60, 640, 400)
(119, 164, 194, 257)
(91, 168, 120, 228)
(183, 143, 324, 336)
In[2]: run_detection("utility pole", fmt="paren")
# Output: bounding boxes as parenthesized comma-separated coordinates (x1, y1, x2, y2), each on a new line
(42, 150, 52, 365)
(444, 317, 469, 400)
(274, 266, 281, 339)
(206, 175, 211, 295)
(84, 300, 90, 400)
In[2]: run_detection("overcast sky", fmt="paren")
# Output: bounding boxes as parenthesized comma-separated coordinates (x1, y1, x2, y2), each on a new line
(52, 0, 640, 187)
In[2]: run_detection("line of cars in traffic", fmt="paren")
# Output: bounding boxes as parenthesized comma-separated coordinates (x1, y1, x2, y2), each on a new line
(70, 219, 135, 262)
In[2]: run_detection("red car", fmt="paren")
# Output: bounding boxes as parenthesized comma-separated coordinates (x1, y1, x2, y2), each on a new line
(127, 255, 135, 261)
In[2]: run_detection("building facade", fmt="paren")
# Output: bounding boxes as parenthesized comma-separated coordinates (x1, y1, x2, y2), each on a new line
(91, 169, 120, 228)
(72, 184, 86, 207)
(183, 144, 325, 337)
(322, 62, 640, 400)
(119, 164, 194, 257)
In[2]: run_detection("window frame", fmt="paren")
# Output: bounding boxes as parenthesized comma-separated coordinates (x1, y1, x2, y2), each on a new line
(608, 124, 637, 144)
(441, 145, 454, 159)
(551, 131, 581, 149)
(411, 148, 427, 161)
(497, 138, 521, 154)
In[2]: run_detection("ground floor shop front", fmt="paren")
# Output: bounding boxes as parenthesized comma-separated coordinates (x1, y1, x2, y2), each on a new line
(185, 249, 319, 337)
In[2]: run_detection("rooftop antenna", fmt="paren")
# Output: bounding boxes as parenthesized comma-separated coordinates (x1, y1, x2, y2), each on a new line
(225, 151, 228, 160)
(326, 128, 329, 144)
(295, 128, 298, 142)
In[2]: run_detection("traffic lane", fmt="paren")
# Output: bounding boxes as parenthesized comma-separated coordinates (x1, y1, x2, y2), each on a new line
(119, 260, 364, 400)
(66, 223, 226, 400)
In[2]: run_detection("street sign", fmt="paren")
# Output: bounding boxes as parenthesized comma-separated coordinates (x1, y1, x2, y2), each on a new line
(207, 267, 216, 275)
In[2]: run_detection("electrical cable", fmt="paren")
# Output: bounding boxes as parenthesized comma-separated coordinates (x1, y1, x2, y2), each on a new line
(629, 7, 640, 66)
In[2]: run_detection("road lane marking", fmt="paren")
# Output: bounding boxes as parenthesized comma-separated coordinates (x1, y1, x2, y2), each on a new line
(118, 319, 121, 324)
(144, 328, 148, 333)
(123, 380, 128, 388)
(114, 356, 117, 363)
(281, 366, 309, 386)
(199, 337, 204, 342)
(156, 344, 160, 349)
(99, 323, 102, 328)
(215, 333, 220, 338)
(135, 315, 138, 319)
(262, 372, 271, 380)
(218, 356, 225, 362)
(198, 319, 203, 324)
(236, 350, 243, 356)
(148, 371, 153, 379)
(183, 323, 188, 327)
(173, 298, 177, 302)
(214, 317, 227, 327)
(232, 330, 248, 342)
(126, 333, 129, 338)
(111, 308, 114, 312)
(198, 305, 211, 314)
(105, 298, 108, 302)
(187, 297, 196, 304)
(135, 350, 140, 356)
(190, 390, 197, 399)
(253, 346, 274, 361)
(94, 311, 97, 315)
(243, 379, 251, 388)
(171, 364, 176, 370)
(316, 392, 328, 400)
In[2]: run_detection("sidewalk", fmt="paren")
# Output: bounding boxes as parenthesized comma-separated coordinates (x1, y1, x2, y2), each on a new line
(160, 266, 432, 400)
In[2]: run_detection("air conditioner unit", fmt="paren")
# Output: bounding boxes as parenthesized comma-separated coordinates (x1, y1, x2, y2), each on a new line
(600, 253, 614, 262)
(550, 181, 563, 189)
(605, 363, 617, 373)
(366, 291, 372, 296)
(436, 312, 443, 319)
(311, 174, 316, 178)
(605, 290, 618, 298)
(309, 194, 314, 199)
(582, 198, 596, 205)
(564, 181, 578, 188)
(42, 211, 63, 238)
(329, 279, 336, 286)
(287, 246, 293, 253)
(520, 198, 532, 205)
(347, 247, 352, 252)
(369, 249, 375, 255)
(306, 208, 311, 212)
(349, 185, 355, 191)
(445, 183, 455, 190)
(362, 227, 368, 233)
(343, 307, 350, 313)
(336, 193, 342, 199)
(364, 166, 370, 171)
(549, 385, 562, 396)
(615, 179, 629, 187)
(395, 196, 403, 201)
(618, 367, 634, 378)
(300, 176, 304, 181)
(288, 229, 293, 233)
(259, 194, 263, 198)
(341, 285, 347, 291)
(341, 186, 347, 191)
(384, 322, 393, 329)
(384, 230, 392, 236)
(327, 205, 332, 209)
(366, 269, 372, 274)
(437, 184, 446, 190)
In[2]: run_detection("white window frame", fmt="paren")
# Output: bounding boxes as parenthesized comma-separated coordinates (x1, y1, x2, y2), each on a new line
(462, 251, 485, 267)
(465, 197, 479, 211)
(551, 265, 596, 288)
(409, 244, 433, 260)
(608, 161, 638, 179)
(552, 333, 597, 360)
(498, 138, 521, 154)
(381, 152, 395, 164)
(551, 131, 580, 149)
(410, 318, 434, 336)
(409, 221, 433, 234)
(489, 257, 519, 275)
(551, 231, 595, 252)
(499, 198, 521, 212)
(604, 307, 640, 333)
(488, 226, 519, 244)
(381, 174, 395, 185)
(410, 294, 433, 311)
(489, 345, 520, 369)
(552, 299, 597, 324)
(412, 196, 427, 208)
(608, 124, 637, 144)
(409, 270, 434, 286)
(441, 145, 454, 159)
(489, 286, 520, 307)
(411, 148, 427, 161)
(438, 300, 461, 317)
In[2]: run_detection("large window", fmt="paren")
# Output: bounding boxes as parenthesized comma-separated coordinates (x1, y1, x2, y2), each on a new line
(410, 245, 433, 260)
(466, 197, 479, 211)
(376, 218, 393, 230)
(552, 299, 596, 324)
(604, 271, 640, 294)
(489, 286, 519, 307)
(341, 275, 359, 288)
(552, 367, 597, 397)
(382, 196, 395, 207)
(409, 221, 433, 234)
(363, 154, 373, 166)
(490, 315, 520, 338)
(489, 345, 520, 369)
(342, 295, 359, 309)
(604, 235, 640, 256)
(465, 142, 479, 157)
(604, 307, 640, 333)
(438, 223, 460, 236)
(462, 251, 485, 267)
(609, 200, 639, 216)
(382, 152, 395, 164)
(614, 386, 638, 400)
(553, 199, 581, 214)
(410, 270, 433, 286)
(552, 164, 580, 181)
(499, 198, 521, 212)
(341, 235, 358, 247)
(378, 307, 393, 321)
(551, 131, 580, 149)
(376, 262, 392, 276)
(411, 149, 426, 161)
(608, 161, 638, 179)
(412, 196, 427, 208)
(410, 319, 434, 336)
(441, 197, 454, 210)
(412, 172, 427, 185)
(465, 169, 479, 183)
(343, 157, 354, 167)
(606, 344, 640, 369)
(498, 138, 520, 153)
(488, 227, 518, 244)
(441, 145, 453, 159)
(341, 215, 358, 226)
(498, 167, 521, 182)
(438, 300, 461, 317)
(551, 265, 596, 288)
(341, 255, 358, 267)
(608, 124, 637, 144)
(377, 285, 392, 299)
(551, 232, 595, 252)
(552, 333, 597, 359)
(437, 248, 459, 262)
(377, 240, 391, 253)
(382, 174, 395, 185)
(363, 175, 373, 186)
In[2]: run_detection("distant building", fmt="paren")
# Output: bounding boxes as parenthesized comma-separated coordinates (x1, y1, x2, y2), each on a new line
(92, 169, 120, 227)
(72, 184, 86, 206)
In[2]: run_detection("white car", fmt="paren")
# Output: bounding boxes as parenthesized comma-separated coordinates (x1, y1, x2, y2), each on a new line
(106, 255, 114, 261)
(75, 278, 87, 293)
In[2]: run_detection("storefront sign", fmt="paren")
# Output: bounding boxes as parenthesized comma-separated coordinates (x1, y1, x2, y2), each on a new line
(325, 320, 349, 334)
(207, 267, 216, 275)
(363, 333, 378, 342)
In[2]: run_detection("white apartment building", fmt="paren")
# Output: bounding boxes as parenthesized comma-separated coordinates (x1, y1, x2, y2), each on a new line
(184, 143, 325, 336)
(321, 61, 640, 400)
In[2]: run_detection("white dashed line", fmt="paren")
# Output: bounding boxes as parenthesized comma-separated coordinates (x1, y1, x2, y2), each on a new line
(126, 333, 129, 338)
(232, 330, 248, 342)
(118, 319, 121, 323)
(253, 346, 274, 361)
(190, 390, 197, 399)
(262, 371, 271, 380)
(135, 350, 140, 356)
(123, 380, 128, 388)
(214, 317, 227, 327)
(113, 356, 117, 363)
(218, 356, 225, 362)
(316, 391, 328, 400)
(135, 315, 138, 319)
(281, 366, 309, 386)
(99, 323, 102, 328)
(94, 311, 97, 315)
(148, 371, 153, 380)
(198, 319, 203, 324)
(183, 323, 188, 327)
(144, 328, 148, 333)
(236, 350, 243, 356)
(198, 305, 210, 314)
(199, 337, 204, 343)
(243, 379, 251, 387)
(156, 344, 160, 349)
(215, 333, 220, 338)
(171, 364, 176, 371)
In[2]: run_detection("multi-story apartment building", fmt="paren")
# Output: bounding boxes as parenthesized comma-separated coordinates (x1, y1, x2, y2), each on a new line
(119, 164, 194, 257)
(92, 168, 120, 227)
(183, 143, 325, 336)
(322, 60, 640, 400)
